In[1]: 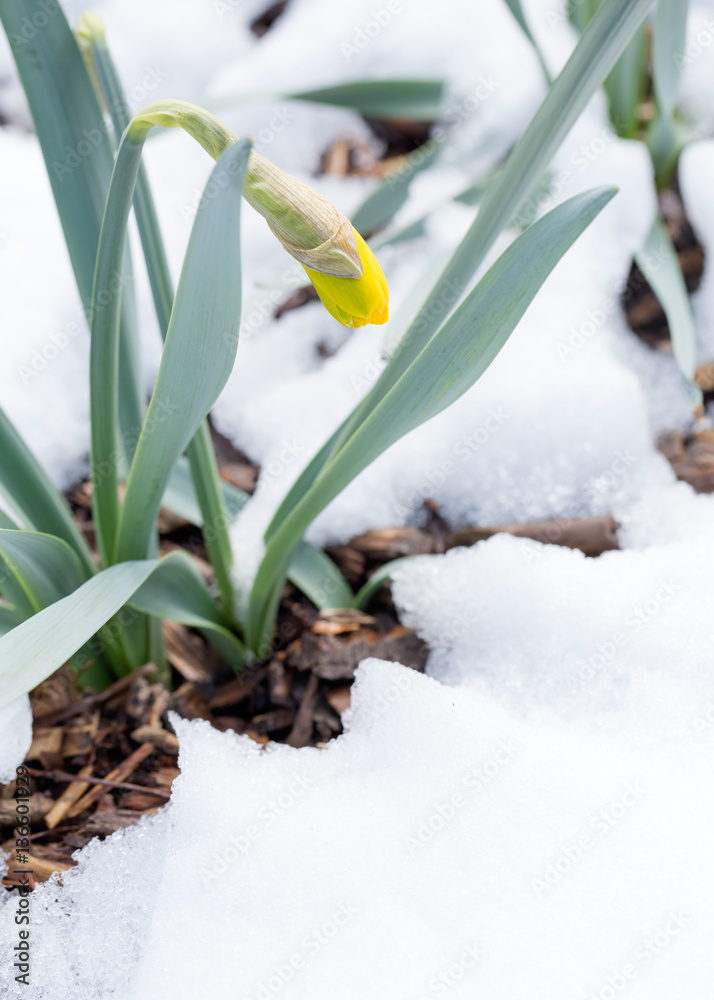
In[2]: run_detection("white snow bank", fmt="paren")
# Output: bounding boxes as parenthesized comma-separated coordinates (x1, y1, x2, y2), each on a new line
(392, 525, 714, 727)
(0, 696, 31, 785)
(0, 128, 91, 491)
(3, 652, 713, 998)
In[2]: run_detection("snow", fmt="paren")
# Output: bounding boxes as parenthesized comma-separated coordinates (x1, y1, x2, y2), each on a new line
(0, 696, 31, 785)
(3, 644, 714, 998)
(0, 128, 91, 491)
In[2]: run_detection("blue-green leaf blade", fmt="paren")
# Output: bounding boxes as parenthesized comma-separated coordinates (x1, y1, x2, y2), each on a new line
(635, 216, 701, 407)
(115, 139, 251, 563)
(0, 529, 86, 616)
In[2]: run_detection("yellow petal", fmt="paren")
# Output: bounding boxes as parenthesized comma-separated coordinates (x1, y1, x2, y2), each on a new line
(303, 229, 389, 328)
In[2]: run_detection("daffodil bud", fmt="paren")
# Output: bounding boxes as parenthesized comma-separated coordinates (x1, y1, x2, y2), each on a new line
(244, 151, 363, 278)
(304, 229, 389, 328)
(123, 100, 389, 324)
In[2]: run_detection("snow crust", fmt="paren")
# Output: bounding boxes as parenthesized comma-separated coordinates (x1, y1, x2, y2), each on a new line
(2, 648, 714, 999)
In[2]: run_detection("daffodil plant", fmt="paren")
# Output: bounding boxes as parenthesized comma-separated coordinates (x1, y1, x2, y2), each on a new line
(559, 0, 702, 413)
(0, 0, 654, 709)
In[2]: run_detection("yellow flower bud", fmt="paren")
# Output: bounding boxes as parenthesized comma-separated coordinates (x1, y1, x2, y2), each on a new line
(123, 100, 389, 326)
(303, 228, 389, 328)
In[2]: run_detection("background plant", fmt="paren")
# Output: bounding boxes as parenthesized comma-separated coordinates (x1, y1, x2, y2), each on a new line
(559, 0, 702, 411)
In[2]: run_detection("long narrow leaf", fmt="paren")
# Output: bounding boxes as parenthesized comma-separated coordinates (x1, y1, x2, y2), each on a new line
(0, 529, 85, 616)
(247, 187, 616, 650)
(653, 0, 689, 117)
(353, 558, 411, 609)
(288, 542, 354, 611)
(0, 0, 145, 472)
(604, 22, 647, 138)
(265, 0, 656, 541)
(502, 0, 553, 84)
(88, 34, 238, 614)
(0, 552, 245, 710)
(161, 463, 352, 609)
(115, 140, 251, 563)
(129, 555, 246, 669)
(0, 407, 95, 576)
(635, 217, 701, 407)
(211, 80, 445, 122)
(0, 510, 18, 531)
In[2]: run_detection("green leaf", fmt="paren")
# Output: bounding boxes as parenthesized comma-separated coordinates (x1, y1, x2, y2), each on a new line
(87, 35, 238, 615)
(502, 0, 553, 84)
(115, 140, 251, 563)
(351, 143, 442, 236)
(0, 407, 95, 577)
(648, 0, 689, 182)
(129, 553, 246, 669)
(0, 553, 246, 710)
(247, 186, 616, 651)
(605, 21, 648, 138)
(163, 457, 249, 528)
(266, 0, 656, 541)
(0, 0, 145, 474)
(288, 542, 353, 611)
(653, 0, 689, 117)
(0, 529, 86, 618)
(160, 461, 350, 610)
(353, 558, 411, 609)
(290, 79, 444, 120)
(212, 79, 445, 122)
(635, 217, 701, 407)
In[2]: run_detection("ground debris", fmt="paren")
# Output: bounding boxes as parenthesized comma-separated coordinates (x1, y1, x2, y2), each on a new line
(447, 515, 620, 557)
(659, 428, 714, 493)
